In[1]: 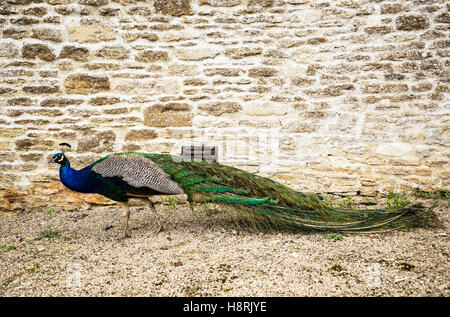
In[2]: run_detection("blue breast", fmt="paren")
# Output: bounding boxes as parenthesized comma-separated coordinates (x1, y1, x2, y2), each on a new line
(59, 165, 98, 194)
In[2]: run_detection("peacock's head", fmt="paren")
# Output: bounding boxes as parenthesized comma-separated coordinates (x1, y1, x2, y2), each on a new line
(49, 152, 67, 165)
(49, 143, 71, 166)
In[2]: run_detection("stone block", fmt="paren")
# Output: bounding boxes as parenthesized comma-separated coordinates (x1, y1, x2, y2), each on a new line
(176, 47, 220, 61)
(59, 46, 89, 61)
(396, 15, 429, 31)
(143, 103, 192, 127)
(31, 27, 64, 42)
(65, 74, 110, 94)
(198, 101, 242, 116)
(154, 0, 193, 16)
(67, 24, 116, 43)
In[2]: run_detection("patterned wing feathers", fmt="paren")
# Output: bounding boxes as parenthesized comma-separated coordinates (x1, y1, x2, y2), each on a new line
(91, 155, 184, 195)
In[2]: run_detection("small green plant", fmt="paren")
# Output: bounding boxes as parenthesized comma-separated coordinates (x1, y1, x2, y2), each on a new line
(325, 195, 336, 207)
(437, 189, 450, 199)
(411, 188, 449, 200)
(337, 196, 354, 209)
(167, 196, 177, 209)
(44, 207, 54, 215)
(39, 229, 60, 239)
(0, 243, 16, 252)
(386, 191, 410, 208)
(27, 264, 39, 273)
(326, 233, 343, 241)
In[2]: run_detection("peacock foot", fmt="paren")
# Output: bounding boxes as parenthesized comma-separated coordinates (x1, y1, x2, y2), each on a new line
(118, 232, 130, 240)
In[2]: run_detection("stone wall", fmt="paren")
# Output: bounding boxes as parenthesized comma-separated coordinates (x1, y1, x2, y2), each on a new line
(0, 0, 448, 211)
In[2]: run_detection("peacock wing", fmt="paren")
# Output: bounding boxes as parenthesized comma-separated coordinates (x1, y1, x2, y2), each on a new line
(90, 155, 184, 195)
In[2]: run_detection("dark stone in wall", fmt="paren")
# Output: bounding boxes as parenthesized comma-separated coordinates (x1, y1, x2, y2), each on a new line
(154, 0, 193, 17)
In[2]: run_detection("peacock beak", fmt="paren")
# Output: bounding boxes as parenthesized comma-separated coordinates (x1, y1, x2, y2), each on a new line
(49, 157, 56, 163)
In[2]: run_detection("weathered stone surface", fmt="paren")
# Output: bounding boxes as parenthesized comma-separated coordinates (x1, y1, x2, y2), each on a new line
(396, 15, 429, 31)
(176, 47, 220, 61)
(3, 28, 26, 39)
(135, 50, 169, 62)
(41, 97, 84, 107)
(15, 139, 55, 151)
(78, 0, 108, 5)
(22, 43, 56, 61)
(365, 26, 392, 34)
(204, 68, 241, 76)
(7, 97, 34, 106)
(0, 4, 19, 15)
(435, 13, 450, 24)
(304, 84, 354, 97)
(125, 129, 158, 141)
(168, 64, 200, 76)
(0, 68, 33, 78)
(0, 42, 19, 58)
(54, 5, 74, 15)
(245, 101, 286, 116)
(39, 70, 58, 78)
(127, 6, 152, 16)
(23, 82, 60, 94)
(99, 7, 120, 16)
(84, 62, 121, 70)
(307, 37, 326, 45)
(67, 24, 116, 43)
(31, 27, 64, 42)
(64, 74, 110, 94)
(184, 78, 208, 86)
(96, 45, 129, 59)
(198, 101, 242, 116)
(89, 96, 120, 106)
(200, 0, 241, 6)
(43, 15, 61, 23)
(154, 0, 193, 16)
(291, 76, 315, 86)
(140, 32, 159, 42)
(247, 0, 273, 8)
(23, 6, 48, 16)
(376, 143, 412, 157)
(143, 103, 192, 127)
(122, 144, 142, 152)
(0, 128, 26, 138)
(380, 3, 407, 14)
(78, 131, 116, 152)
(225, 47, 262, 59)
(0, 87, 17, 95)
(248, 67, 278, 77)
(59, 46, 90, 61)
(10, 17, 39, 25)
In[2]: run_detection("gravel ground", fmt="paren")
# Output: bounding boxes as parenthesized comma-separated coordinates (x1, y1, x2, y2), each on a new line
(0, 197, 448, 297)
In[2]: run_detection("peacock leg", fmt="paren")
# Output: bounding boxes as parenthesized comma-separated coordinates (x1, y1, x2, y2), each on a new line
(148, 199, 163, 233)
(119, 202, 130, 239)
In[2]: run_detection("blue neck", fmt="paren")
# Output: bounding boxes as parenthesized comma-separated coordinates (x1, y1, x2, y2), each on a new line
(59, 160, 96, 193)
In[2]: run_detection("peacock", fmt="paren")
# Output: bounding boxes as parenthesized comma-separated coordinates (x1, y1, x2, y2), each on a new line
(49, 144, 432, 239)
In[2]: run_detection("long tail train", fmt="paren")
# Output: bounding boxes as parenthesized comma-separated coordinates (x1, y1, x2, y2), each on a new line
(140, 153, 439, 233)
